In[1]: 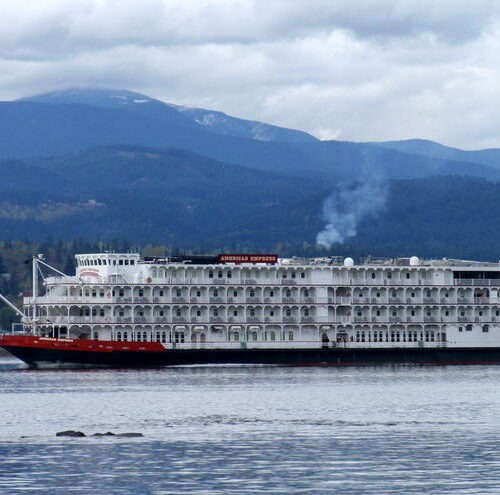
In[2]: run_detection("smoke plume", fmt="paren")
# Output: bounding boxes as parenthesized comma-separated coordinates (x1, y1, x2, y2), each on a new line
(316, 179, 387, 249)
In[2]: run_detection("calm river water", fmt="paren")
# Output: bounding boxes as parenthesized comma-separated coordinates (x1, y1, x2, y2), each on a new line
(1, 357, 500, 494)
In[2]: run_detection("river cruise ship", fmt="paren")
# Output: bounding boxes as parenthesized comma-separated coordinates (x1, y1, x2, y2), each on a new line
(2, 252, 500, 366)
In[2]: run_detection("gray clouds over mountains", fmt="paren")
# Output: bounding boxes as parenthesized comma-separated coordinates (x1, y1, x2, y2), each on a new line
(1, 0, 500, 148)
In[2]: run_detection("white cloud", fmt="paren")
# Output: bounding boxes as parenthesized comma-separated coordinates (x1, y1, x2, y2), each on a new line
(1, 0, 500, 148)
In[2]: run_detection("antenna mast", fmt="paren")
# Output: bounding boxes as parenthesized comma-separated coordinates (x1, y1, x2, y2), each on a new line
(32, 255, 40, 335)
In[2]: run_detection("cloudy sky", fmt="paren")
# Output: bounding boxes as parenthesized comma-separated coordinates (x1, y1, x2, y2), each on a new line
(1, 0, 500, 149)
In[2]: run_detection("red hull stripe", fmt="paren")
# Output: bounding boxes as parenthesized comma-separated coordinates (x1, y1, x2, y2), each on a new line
(0, 335, 166, 353)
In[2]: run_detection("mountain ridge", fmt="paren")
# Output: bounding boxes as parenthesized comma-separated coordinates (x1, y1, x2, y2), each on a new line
(1, 88, 500, 259)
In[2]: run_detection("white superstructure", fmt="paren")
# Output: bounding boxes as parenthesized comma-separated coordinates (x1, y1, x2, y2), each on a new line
(23, 253, 500, 350)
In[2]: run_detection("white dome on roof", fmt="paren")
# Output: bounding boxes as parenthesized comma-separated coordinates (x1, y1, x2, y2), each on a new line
(344, 257, 354, 267)
(410, 256, 420, 266)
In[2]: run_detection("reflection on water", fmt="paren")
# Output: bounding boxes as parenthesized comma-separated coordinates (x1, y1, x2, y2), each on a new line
(0, 358, 500, 494)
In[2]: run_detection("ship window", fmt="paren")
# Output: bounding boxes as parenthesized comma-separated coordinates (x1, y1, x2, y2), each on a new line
(250, 290, 255, 297)
(176, 309, 181, 317)
(233, 291, 237, 297)
(270, 290, 274, 297)
(270, 331, 276, 341)
(98, 259, 102, 265)
(288, 331, 294, 341)
(377, 310, 381, 316)
(161, 332, 166, 343)
(461, 311, 465, 316)
(119, 310, 124, 317)
(392, 311, 397, 317)
(250, 309, 255, 316)
(405, 273, 409, 279)
(286, 290, 291, 297)
(301, 273, 305, 278)
(282, 273, 287, 278)
(497, 310, 500, 316)
(445, 311, 449, 316)
(483, 325, 489, 333)
(117, 332, 122, 341)
(123, 332, 128, 341)
(209, 271, 213, 278)
(138, 310, 144, 317)
(411, 292, 415, 297)
(196, 310, 201, 317)
(411, 310, 415, 316)
(459, 326, 463, 332)
(176, 290, 181, 297)
(304, 290, 309, 297)
(252, 332, 258, 341)
(233, 310, 238, 316)
(119, 260, 123, 265)
(159, 310, 164, 316)
(357, 311, 362, 317)
(227, 271, 232, 278)
(214, 289, 218, 297)
(214, 309, 219, 316)
(466, 324, 472, 331)
(100, 309, 104, 317)
(376, 292, 380, 297)
(479, 311, 483, 316)
(426, 311, 431, 316)
(387, 273, 392, 279)
(113, 260, 117, 265)
(119, 289, 124, 297)
(131, 260, 135, 265)
(218, 271, 222, 278)
(304, 309, 309, 316)
(291, 272, 296, 279)
(234, 332, 240, 341)
(125, 260, 129, 266)
(270, 310, 274, 316)
(160, 290, 164, 296)
(371, 273, 375, 279)
(143, 331, 148, 341)
(286, 309, 291, 316)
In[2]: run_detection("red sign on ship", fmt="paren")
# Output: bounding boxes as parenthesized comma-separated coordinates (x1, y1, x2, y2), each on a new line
(218, 254, 278, 264)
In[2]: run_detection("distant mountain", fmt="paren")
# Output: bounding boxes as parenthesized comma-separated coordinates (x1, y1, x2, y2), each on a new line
(22, 88, 317, 144)
(0, 88, 496, 183)
(373, 139, 500, 170)
(176, 106, 317, 143)
(2, 88, 500, 258)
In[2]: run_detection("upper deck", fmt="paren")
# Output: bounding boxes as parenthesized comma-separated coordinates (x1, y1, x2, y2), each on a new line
(35, 252, 500, 288)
